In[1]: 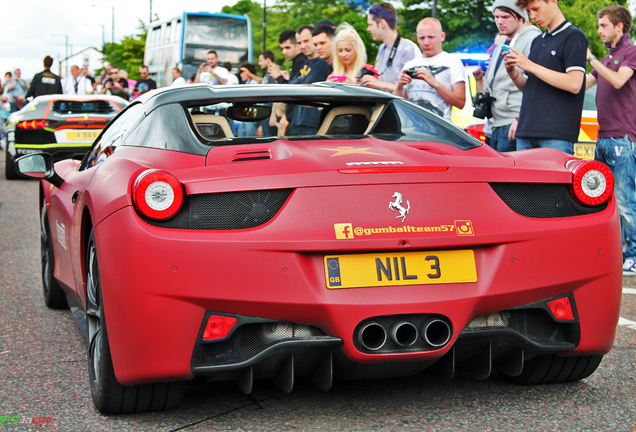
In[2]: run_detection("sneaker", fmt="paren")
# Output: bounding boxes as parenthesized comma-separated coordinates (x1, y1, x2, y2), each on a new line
(623, 258, 636, 276)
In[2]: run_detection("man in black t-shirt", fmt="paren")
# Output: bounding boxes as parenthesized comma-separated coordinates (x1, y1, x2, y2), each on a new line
(268, 29, 308, 83)
(134, 65, 157, 96)
(26, 55, 62, 99)
(101, 66, 129, 99)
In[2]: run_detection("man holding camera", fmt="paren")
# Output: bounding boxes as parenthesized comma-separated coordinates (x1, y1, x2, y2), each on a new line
(473, 0, 540, 152)
(395, 18, 465, 120)
(503, 0, 587, 154)
(363, 2, 421, 92)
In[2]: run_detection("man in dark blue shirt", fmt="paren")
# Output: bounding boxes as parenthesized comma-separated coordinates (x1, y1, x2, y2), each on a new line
(503, 0, 587, 154)
(287, 25, 331, 136)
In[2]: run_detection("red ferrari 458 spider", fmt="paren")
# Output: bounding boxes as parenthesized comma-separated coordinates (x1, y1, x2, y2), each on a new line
(15, 83, 622, 414)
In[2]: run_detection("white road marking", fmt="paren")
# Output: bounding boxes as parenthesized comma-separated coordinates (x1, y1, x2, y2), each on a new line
(623, 288, 636, 295)
(618, 317, 636, 330)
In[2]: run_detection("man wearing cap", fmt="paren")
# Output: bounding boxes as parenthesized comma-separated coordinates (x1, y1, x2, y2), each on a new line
(503, 0, 588, 154)
(363, 2, 421, 92)
(473, 0, 540, 152)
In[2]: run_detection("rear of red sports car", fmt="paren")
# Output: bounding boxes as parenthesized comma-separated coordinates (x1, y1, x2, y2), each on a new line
(22, 84, 622, 414)
(98, 144, 621, 388)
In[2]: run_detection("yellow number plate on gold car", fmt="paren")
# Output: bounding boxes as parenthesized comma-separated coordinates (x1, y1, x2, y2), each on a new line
(324, 250, 477, 289)
(66, 131, 100, 141)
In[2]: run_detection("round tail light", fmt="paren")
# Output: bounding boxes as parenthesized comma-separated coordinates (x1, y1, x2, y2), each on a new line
(133, 170, 184, 220)
(568, 160, 614, 206)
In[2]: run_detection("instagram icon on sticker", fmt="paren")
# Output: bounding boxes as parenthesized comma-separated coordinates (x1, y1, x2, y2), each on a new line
(455, 220, 474, 236)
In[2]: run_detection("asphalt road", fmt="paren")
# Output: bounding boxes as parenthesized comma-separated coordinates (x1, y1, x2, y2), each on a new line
(0, 149, 635, 431)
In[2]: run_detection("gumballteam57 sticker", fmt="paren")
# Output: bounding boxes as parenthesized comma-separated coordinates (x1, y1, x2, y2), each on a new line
(334, 220, 474, 239)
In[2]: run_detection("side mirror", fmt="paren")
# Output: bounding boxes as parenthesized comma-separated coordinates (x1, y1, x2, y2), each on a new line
(14, 153, 64, 187)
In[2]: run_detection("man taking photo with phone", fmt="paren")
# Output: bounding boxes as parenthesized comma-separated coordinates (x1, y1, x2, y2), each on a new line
(473, 0, 540, 152)
(503, 0, 588, 154)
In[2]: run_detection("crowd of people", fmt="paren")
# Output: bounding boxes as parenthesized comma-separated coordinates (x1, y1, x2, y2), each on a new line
(0, 59, 159, 112)
(1, 0, 634, 273)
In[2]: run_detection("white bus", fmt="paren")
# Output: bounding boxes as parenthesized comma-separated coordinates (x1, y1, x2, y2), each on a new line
(144, 12, 252, 87)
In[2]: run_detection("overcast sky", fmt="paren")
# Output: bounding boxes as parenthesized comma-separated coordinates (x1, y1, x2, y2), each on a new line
(1, 0, 237, 80)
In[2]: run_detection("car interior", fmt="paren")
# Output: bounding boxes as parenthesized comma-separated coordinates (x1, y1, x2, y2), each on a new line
(190, 103, 382, 140)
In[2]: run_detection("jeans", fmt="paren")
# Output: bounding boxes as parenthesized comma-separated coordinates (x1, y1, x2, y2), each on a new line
(595, 135, 636, 260)
(237, 121, 258, 137)
(516, 137, 573, 154)
(491, 125, 516, 152)
(287, 125, 317, 136)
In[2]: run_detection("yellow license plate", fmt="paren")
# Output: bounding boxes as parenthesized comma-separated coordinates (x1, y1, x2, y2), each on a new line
(66, 131, 100, 141)
(325, 250, 477, 289)
(573, 142, 596, 160)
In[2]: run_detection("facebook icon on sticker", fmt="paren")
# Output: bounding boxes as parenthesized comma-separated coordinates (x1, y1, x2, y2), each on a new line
(326, 257, 342, 287)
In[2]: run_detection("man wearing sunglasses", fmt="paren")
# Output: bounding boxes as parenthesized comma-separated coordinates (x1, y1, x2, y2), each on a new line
(101, 66, 129, 99)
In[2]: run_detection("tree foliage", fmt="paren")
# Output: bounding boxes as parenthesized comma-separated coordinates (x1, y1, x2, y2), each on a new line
(559, 0, 629, 64)
(223, 0, 373, 70)
(100, 20, 147, 81)
(401, 0, 497, 53)
(105, 0, 634, 81)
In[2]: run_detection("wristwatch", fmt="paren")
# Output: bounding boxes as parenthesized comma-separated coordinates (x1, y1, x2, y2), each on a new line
(587, 53, 597, 63)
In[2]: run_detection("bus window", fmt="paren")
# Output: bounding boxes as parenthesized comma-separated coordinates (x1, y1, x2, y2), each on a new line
(145, 12, 252, 87)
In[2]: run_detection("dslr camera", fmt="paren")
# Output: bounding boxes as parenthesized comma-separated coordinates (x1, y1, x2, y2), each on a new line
(357, 66, 377, 81)
(472, 92, 495, 119)
(405, 67, 419, 79)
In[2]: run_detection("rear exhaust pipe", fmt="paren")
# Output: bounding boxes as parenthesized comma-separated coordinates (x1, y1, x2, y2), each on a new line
(420, 319, 451, 348)
(358, 322, 387, 351)
(389, 321, 418, 347)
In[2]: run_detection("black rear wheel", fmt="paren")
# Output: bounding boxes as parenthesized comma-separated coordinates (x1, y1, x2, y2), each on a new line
(40, 199, 67, 309)
(85, 229, 186, 414)
(502, 354, 603, 385)
(5, 147, 18, 179)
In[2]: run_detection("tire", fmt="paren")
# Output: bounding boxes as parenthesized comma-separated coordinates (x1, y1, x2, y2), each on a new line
(502, 354, 603, 385)
(5, 146, 18, 179)
(40, 199, 67, 309)
(85, 229, 186, 414)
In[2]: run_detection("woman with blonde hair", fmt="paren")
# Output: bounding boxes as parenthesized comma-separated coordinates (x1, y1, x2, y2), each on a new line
(328, 23, 376, 84)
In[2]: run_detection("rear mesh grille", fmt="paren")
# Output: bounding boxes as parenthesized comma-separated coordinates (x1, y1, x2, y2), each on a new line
(490, 183, 607, 218)
(143, 189, 293, 230)
(52, 100, 116, 114)
(193, 322, 331, 367)
(463, 309, 576, 346)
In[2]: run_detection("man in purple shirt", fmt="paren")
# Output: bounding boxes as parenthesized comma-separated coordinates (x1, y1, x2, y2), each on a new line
(586, 5, 636, 275)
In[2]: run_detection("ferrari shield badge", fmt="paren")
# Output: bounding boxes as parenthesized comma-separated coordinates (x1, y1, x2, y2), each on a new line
(389, 192, 410, 222)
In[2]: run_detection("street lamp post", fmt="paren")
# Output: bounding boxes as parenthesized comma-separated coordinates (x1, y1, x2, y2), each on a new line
(111, 6, 115, 65)
(91, 4, 115, 65)
(263, 0, 266, 52)
(52, 34, 69, 76)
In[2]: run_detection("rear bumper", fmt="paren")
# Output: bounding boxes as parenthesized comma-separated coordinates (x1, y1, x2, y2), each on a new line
(94, 197, 622, 385)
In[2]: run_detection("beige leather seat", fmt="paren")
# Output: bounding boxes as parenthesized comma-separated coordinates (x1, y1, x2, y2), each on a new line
(317, 106, 372, 135)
